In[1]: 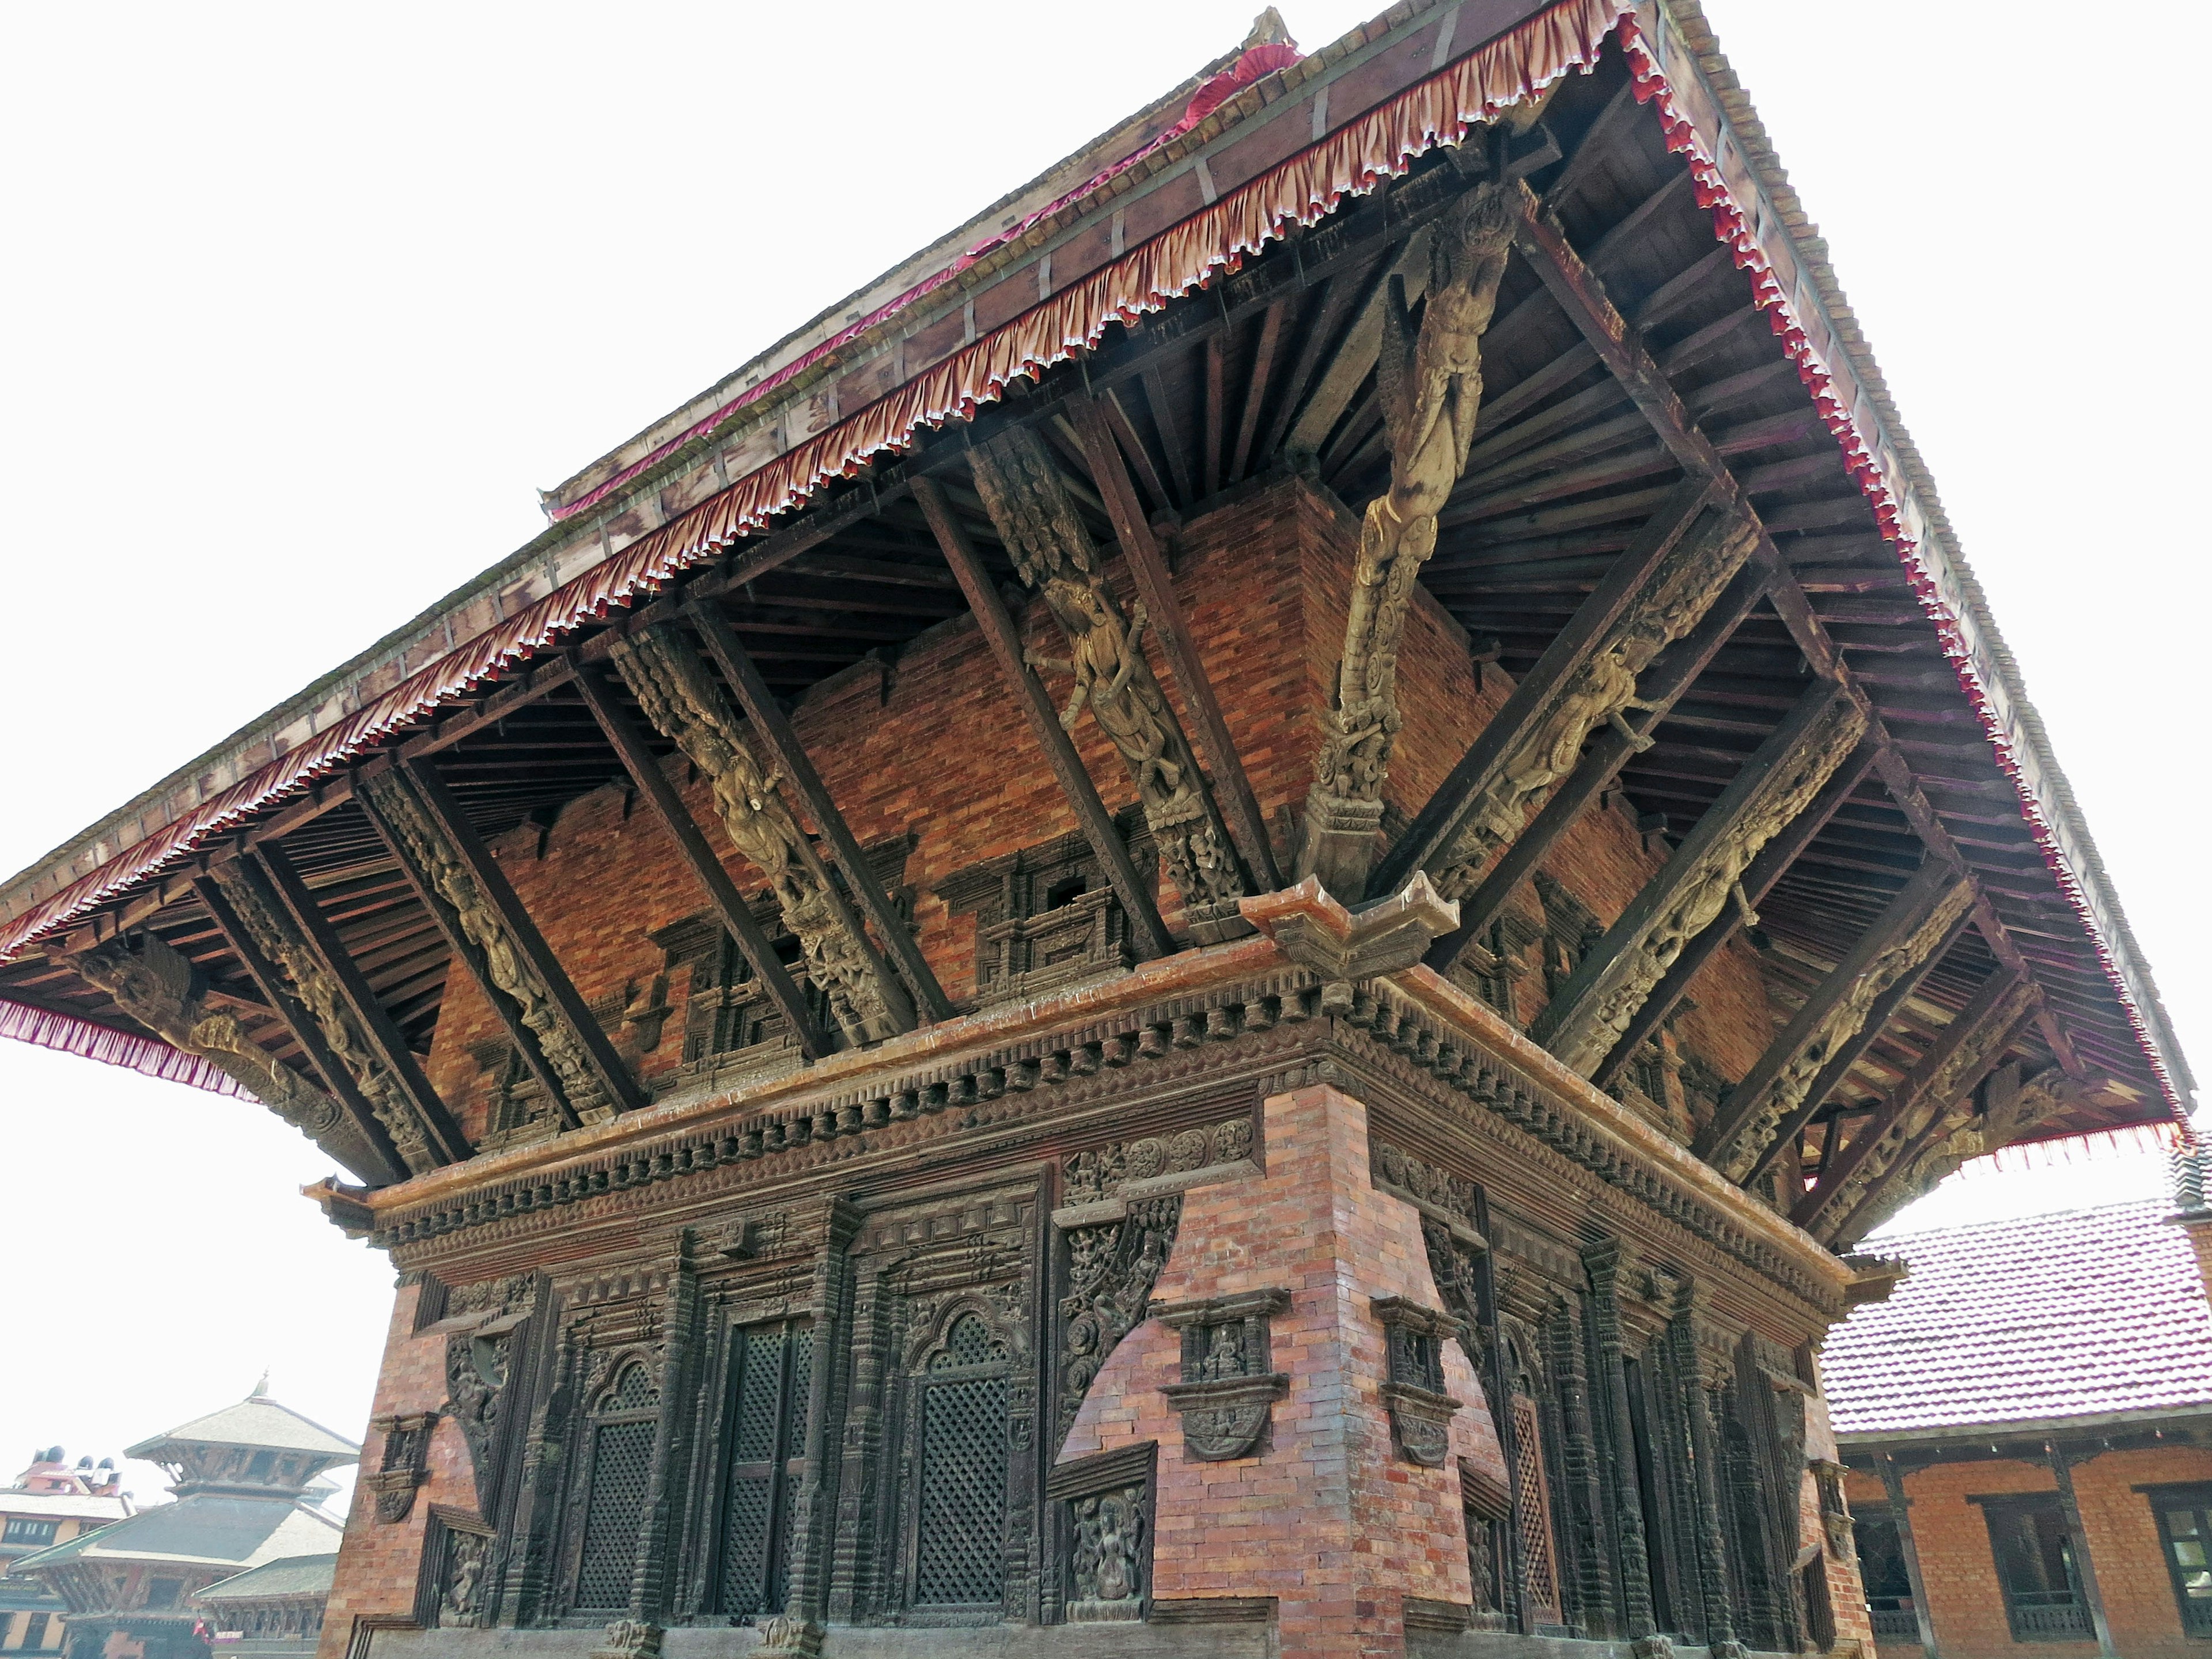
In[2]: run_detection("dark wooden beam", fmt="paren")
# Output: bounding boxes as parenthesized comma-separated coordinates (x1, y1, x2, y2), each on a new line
(1792, 968, 2030, 1234)
(1695, 857, 1959, 1169)
(1202, 333, 1226, 498)
(570, 662, 835, 1059)
(682, 604, 953, 1024)
(253, 842, 471, 1165)
(1430, 560, 1771, 963)
(1375, 475, 1719, 896)
(1228, 297, 1287, 481)
(1590, 736, 1881, 1091)
(191, 874, 411, 1186)
(913, 474, 1173, 961)
(1737, 898, 1978, 1186)
(1069, 393, 1282, 892)
(1141, 363, 1196, 509)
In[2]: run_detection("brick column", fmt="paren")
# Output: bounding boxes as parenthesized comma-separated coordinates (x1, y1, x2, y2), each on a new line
(1059, 1080, 1505, 1659)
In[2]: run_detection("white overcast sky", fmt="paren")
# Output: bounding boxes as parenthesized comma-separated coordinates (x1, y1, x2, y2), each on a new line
(1, 2, 2202, 1504)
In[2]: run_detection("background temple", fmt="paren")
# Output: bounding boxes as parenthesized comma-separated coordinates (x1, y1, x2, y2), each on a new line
(0, 2, 2191, 1657)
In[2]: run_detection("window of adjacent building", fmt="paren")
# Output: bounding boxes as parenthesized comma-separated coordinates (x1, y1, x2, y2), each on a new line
(573, 1361, 661, 1609)
(715, 1318, 813, 1618)
(143, 1578, 184, 1610)
(1980, 1497, 2089, 1642)
(1853, 1510, 1918, 1640)
(2152, 1494, 2212, 1637)
(2, 1517, 57, 1544)
(908, 1312, 1010, 1611)
(23, 1612, 51, 1649)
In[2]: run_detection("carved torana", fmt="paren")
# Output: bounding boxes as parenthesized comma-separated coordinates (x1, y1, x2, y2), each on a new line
(610, 624, 908, 1044)
(969, 426, 1246, 934)
(1154, 1289, 1292, 1461)
(1301, 181, 1518, 896)
(362, 768, 616, 1123)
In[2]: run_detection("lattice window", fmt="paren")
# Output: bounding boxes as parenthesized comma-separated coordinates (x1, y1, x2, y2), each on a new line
(717, 1319, 814, 1617)
(912, 1313, 1011, 1608)
(574, 1361, 661, 1611)
(1511, 1392, 1562, 1624)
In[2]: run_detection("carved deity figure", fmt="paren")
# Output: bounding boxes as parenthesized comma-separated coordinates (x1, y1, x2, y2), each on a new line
(363, 770, 612, 1120)
(609, 626, 902, 1045)
(1434, 514, 1759, 900)
(73, 935, 343, 1138)
(210, 863, 433, 1168)
(1070, 1486, 1146, 1616)
(1301, 181, 1518, 892)
(1195, 1321, 1246, 1382)
(969, 427, 1246, 927)
(1537, 694, 1869, 1077)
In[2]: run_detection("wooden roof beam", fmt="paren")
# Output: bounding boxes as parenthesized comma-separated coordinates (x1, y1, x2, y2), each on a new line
(1508, 180, 2086, 1084)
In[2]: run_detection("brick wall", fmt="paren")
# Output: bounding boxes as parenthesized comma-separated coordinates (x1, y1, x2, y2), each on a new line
(419, 475, 1774, 1141)
(1061, 1081, 1503, 1659)
(1844, 1442, 2212, 1659)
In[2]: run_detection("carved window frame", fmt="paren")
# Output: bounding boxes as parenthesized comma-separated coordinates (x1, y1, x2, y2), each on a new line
(1502, 1324, 1566, 1630)
(706, 1314, 814, 1619)
(559, 1352, 662, 1617)
(892, 1301, 1018, 1624)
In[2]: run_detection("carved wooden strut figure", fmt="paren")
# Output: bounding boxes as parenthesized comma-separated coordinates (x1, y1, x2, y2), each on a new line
(1301, 180, 1520, 897)
(969, 426, 1247, 933)
(363, 770, 614, 1120)
(610, 624, 907, 1046)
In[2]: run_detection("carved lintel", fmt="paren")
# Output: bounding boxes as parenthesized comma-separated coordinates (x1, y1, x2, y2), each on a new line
(1240, 872, 1459, 982)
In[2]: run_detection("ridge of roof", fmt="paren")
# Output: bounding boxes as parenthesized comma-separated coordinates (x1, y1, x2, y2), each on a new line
(126, 1395, 359, 1461)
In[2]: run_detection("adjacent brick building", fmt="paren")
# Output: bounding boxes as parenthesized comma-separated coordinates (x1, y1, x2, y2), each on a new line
(1827, 1173, 2212, 1658)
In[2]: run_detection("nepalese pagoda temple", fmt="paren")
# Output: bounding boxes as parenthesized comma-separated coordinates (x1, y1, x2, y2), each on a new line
(0, 2, 2191, 1656)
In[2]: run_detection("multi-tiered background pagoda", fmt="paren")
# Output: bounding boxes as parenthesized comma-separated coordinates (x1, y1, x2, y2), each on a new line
(0, 3, 2190, 1657)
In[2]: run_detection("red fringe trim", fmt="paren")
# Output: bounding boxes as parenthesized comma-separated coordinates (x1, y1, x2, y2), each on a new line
(0, 997, 245, 1098)
(1618, 13, 2183, 1119)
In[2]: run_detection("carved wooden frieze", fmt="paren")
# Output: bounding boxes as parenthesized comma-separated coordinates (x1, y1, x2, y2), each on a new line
(1153, 1288, 1290, 1461)
(968, 426, 1245, 935)
(1058, 1194, 1181, 1446)
(1300, 181, 1518, 896)
(71, 934, 350, 1149)
(361, 767, 616, 1123)
(1372, 1296, 1461, 1467)
(610, 624, 908, 1044)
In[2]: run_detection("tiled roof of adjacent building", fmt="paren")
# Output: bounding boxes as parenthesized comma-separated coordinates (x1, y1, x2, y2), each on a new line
(125, 1396, 358, 1461)
(7, 1496, 340, 1573)
(1823, 1199, 2212, 1438)
(192, 1553, 338, 1602)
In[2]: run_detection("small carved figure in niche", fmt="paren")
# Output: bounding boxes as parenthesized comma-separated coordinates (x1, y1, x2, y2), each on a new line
(1069, 1485, 1146, 1620)
(1196, 1322, 1245, 1382)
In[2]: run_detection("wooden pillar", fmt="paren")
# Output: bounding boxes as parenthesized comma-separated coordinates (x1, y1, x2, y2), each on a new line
(1877, 1454, 1942, 1658)
(913, 472, 1173, 960)
(1582, 1241, 1658, 1645)
(629, 1234, 703, 1629)
(1670, 1293, 1745, 1657)
(767, 1199, 862, 1656)
(2046, 1443, 2119, 1659)
(571, 659, 832, 1059)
